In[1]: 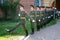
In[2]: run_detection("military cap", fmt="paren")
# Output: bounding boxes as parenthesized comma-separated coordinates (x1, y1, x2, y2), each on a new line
(20, 4, 24, 8)
(40, 6, 45, 8)
(30, 5, 34, 8)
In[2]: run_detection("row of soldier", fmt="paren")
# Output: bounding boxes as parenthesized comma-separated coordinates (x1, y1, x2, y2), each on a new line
(6, 4, 54, 37)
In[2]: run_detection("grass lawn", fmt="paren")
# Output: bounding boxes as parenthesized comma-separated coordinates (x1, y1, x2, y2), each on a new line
(0, 20, 37, 40)
(47, 19, 57, 26)
(0, 19, 57, 40)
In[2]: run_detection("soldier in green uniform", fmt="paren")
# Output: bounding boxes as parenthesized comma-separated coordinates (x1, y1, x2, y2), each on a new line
(46, 7, 51, 23)
(40, 6, 46, 27)
(19, 4, 28, 36)
(49, 7, 53, 21)
(29, 5, 36, 34)
(36, 6, 41, 31)
(45, 7, 49, 23)
(44, 7, 49, 24)
(6, 4, 28, 36)
(50, 7, 54, 20)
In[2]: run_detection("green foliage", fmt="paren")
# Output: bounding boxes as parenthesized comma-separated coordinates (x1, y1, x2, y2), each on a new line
(0, 0, 20, 20)
(0, 20, 37, 36)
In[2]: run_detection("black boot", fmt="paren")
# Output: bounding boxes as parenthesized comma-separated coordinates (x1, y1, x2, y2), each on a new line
(37, 25, 40, 31)
(31, 28, 34, 35)
(25, 30, 28, 36)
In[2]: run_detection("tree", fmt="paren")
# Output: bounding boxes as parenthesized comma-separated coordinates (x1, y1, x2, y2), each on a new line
(0, 0, 20, 20)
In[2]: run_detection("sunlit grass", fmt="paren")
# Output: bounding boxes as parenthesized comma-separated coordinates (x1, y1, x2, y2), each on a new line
(0, 20, 36, 37)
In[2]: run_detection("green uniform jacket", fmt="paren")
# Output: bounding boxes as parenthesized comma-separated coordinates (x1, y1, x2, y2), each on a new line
(36, 10, 41, 20)
(29, 10, 36, 20)
(40, 10, 45, 20)
(19, 11, 28, 23)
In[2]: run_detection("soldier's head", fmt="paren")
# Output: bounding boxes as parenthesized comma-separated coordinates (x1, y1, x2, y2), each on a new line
(40, 6, 45, 10)
(20, 4, 24, 11)
(46, 6, 51, 10)
(36, 6, 40, 11)
(30, 5, 34, 10)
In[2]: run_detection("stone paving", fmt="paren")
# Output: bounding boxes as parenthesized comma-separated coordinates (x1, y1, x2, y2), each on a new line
(27, 19, 60, 40)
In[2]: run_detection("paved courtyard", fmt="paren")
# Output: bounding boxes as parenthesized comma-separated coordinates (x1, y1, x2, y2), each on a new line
(27, 19, 60, 40)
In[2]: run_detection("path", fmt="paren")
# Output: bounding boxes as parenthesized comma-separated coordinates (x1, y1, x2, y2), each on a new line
(27, 19, 60, 40)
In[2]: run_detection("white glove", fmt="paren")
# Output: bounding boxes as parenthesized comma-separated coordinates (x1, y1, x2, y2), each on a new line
(18, 14, 20, 16)
(32, 20, 35, 22)
(39, 19, 41, 22)
(28, 19, 30, 21)
(51, 15, 53, 16)
(43, 18, 45, 20)
(48, 16, 51, 18)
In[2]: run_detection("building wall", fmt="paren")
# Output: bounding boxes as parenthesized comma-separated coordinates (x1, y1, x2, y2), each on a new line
(51, 0, 60, 11)
(20, 0, 34, 12)
(56, 0, 60, 11)
(42, 0, 54, 7)
(20, 0, 42, 12)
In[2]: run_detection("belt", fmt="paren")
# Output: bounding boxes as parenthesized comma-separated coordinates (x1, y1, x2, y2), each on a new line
(41, 14, 43, 16)
(30, 15, 34, 17)
(36, 15, 39, 16)
(21, 17, 25, 19)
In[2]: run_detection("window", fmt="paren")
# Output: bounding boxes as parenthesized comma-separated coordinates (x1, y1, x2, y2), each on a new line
(34, 0, 39, 7)
(39, 0, 42, 6)
(34, 0, 42, 7)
